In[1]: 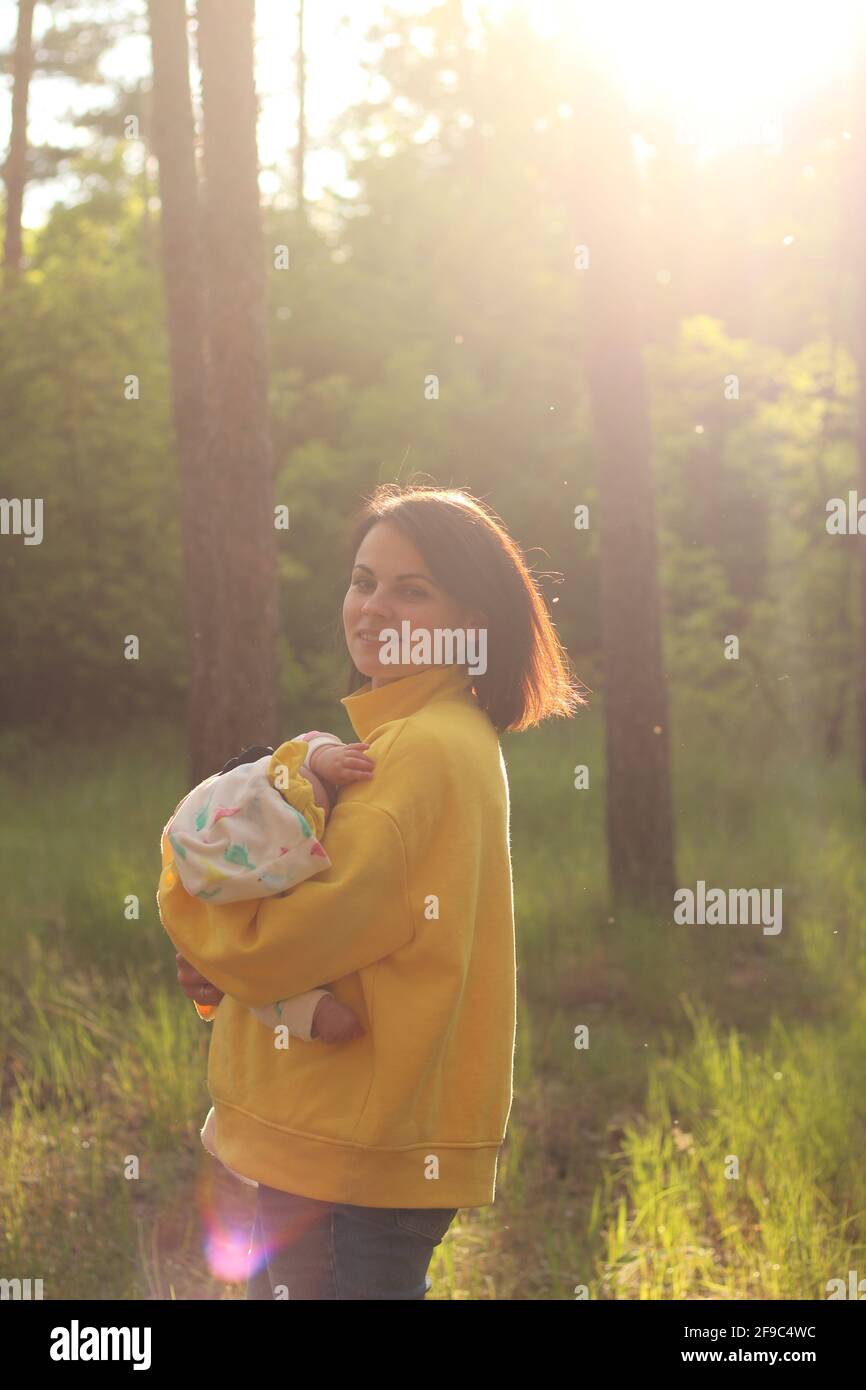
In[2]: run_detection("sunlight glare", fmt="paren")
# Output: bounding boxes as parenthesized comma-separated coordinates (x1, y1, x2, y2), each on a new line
(511, 0, 866, 154)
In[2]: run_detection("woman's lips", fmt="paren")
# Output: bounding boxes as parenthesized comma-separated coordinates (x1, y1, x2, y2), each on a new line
(357, 630, 382, 647)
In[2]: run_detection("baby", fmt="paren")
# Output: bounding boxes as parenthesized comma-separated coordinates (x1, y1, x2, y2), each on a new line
(163, 731, 373, 1046)
(164, 731, 376, 1188)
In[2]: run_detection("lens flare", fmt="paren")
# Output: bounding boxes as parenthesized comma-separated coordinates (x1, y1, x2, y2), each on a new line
(204, 1224, 258, 1284)
(197, 1163, 265, 1286)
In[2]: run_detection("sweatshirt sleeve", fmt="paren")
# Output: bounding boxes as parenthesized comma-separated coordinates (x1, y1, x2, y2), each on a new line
(156, 797, 414, 1008)
(248, 987, 332, 1041)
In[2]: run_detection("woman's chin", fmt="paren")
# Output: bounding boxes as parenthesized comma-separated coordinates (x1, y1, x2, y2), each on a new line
(351, 639, 426, 681)
(353, 647, 381, 676)
(353, 651, 417, 683)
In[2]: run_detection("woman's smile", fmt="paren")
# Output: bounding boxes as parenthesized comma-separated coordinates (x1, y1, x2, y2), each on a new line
(343, 520, 480, 687)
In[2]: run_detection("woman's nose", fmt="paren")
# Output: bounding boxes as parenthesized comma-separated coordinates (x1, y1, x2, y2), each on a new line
(361, 600, 391, 620)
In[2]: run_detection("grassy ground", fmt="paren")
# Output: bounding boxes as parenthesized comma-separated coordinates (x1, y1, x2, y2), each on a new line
(1, 707, 864, 1299)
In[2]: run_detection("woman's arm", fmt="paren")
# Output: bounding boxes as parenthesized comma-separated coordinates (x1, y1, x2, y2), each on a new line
(157, 796, 414, 1009)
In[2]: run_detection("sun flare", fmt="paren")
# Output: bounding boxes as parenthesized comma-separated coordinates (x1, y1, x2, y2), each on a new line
(516, 0, 866, 154)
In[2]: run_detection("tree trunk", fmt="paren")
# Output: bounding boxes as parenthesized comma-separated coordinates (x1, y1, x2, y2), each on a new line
(843, 23, 866, 785)
(859, 369, 866, 787)
(296, 0, 306, 215)
(3, 0, 36, 282)
(147, 0, 225, 786)
(571, 73, 676, 914)
(196, 0, 281, 764)
(137, 82, 156, 268)
(855, 325, 866, 789)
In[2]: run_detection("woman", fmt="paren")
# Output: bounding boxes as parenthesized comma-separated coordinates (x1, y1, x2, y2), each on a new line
(161, 483, 584, 1299)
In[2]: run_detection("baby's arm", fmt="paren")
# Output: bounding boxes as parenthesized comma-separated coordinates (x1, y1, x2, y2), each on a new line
(186, 735, 372, 1041)
(249, 989, 364, 1043)
(249, 989, 328, 1039)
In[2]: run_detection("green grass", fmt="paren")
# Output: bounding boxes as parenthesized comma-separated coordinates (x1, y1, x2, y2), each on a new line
(594, 1001, 866, 1299)
(1, 706, 864, 1298)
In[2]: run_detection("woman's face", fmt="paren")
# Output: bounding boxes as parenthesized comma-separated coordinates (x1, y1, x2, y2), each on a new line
(343, 521, 481, 688)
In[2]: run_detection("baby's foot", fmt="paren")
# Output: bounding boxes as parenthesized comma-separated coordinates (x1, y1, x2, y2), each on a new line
(312, 995, 365, 1044)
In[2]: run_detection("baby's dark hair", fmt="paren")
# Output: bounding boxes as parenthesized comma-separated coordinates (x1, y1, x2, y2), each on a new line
(217, 744, 275, 776)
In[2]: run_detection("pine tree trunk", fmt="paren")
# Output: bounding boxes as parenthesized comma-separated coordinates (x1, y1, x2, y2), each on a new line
(296, 0, 306, 215)
(860, 394, 866, 786)
(843, 26, 866, 786)
(572, 74, 676, 914)
(3, 0, 36, 282)
(147, 0, 221, 785)
(196, 0, 281, 765)
(854, 289, 866, 784)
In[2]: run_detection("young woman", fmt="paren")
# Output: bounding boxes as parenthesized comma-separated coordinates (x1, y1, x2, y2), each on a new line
(162, 483, 585, 1299)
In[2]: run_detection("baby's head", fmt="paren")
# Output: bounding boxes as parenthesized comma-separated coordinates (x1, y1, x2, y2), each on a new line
(299, 765, 333, 824)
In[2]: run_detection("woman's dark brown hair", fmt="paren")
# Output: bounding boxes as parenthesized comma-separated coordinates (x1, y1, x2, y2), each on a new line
(342, 483, 588, 733)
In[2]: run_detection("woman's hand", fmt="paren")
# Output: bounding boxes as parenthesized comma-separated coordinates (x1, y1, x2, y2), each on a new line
(176, 952, 224, 1006)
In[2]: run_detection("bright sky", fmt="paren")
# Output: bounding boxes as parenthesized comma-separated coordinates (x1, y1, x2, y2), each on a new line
(1, 0, 865, 226)
(530, 0, 865, 115)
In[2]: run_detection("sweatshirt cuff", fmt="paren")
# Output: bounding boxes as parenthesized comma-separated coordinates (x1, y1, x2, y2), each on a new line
(248, 987, 332, 1042)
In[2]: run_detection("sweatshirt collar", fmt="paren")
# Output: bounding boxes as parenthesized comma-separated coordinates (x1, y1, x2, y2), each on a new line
(341, 664, 475, 741)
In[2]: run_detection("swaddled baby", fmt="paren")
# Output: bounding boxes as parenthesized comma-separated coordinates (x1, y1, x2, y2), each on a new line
(163, 732, 373, 1045)
(164, 732, 375, 1187)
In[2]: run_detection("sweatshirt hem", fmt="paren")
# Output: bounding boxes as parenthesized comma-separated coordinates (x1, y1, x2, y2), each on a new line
(209, 1098, 501, 1208)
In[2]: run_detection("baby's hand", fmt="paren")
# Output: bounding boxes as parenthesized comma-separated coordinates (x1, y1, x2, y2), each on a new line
(310, 741, 375, 787)
(312, 995, 365, 1044)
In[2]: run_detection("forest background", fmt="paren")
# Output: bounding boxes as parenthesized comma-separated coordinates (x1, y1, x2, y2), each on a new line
(1, 0, 865, 1301)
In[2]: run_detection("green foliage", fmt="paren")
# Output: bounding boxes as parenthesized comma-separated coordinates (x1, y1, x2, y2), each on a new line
(0, 167, 182, 732)
(650, 318, 860, 753)
(0, 2, 861, 766)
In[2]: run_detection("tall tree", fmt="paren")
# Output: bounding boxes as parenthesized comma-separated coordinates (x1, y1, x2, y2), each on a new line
(845, 19, 866, 785)
(196, 0, 280, 764)
(147, 0, 218, 785)
(3, 0, 36, 281)
(568, 63, 676, 914)
(296, 0, 306, 216)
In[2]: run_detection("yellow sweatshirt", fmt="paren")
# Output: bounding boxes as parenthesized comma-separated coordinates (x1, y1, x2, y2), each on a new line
(156, 664, 516, 1208)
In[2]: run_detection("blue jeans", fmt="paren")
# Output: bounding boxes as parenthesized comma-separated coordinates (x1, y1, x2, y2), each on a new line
(245, 1183, 458, 1300)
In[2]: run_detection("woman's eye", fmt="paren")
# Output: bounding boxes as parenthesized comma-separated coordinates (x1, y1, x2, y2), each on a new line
(352, 579, 426, 599)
